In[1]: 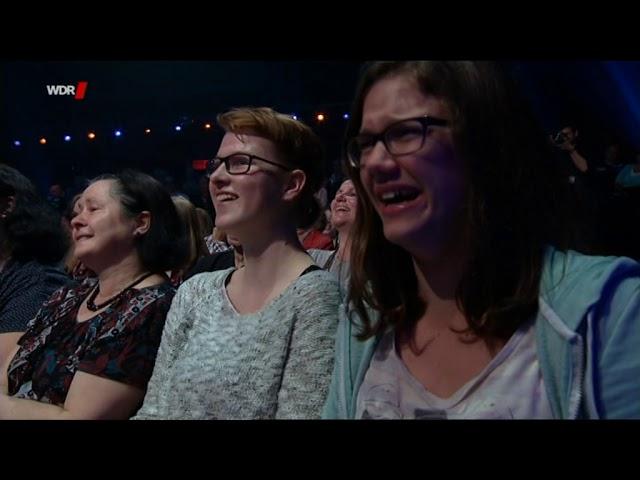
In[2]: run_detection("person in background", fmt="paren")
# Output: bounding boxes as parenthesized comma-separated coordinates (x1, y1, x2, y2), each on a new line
(298, 212, 334, 250)
(0, 164, 70, 366)
(185, 234, 243, 280)
(171, 195, 208, 285)
(309, 179, 358, 290)
(195, 207, 213, 244)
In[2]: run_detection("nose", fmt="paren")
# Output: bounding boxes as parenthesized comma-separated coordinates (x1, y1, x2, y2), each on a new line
(70, 210, 85, 230)
(210, 160, 231, 182)
(361, 142, 399, 181)
(209, 164, 230, 198)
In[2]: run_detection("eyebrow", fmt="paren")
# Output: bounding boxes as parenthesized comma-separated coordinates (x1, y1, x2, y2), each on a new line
(217, 151, 253, 157)
(357, 127, 379, 136)
(80, 196, 101, 206)
(358, 115, 410, 135)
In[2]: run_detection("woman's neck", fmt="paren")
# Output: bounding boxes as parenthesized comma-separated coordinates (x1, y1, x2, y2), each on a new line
(336, 229, 352, 262)
(225, 227, 313, 314)
(96, 255, 148, 298)
(411, 242, 469, 331)
(240, 229, 310, 285)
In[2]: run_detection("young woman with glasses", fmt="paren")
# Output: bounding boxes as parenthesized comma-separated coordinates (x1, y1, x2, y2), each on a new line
(323, 62, 640, 419)
(134, 107, 341, 419)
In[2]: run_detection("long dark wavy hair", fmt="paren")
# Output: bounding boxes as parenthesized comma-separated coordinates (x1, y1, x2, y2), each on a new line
(344, 62, 572, 344)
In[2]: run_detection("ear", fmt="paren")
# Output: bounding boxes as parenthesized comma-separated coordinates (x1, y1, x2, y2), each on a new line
(133, 211, 151, 237)
(282, 169, 307, 203)
(0, 195, 16, 219)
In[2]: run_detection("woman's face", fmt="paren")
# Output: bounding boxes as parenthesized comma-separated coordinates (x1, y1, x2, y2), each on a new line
(70, 180, 140, 270)
(209, 131, 289, 239)
(330, 180, 357, 232)
(358, 73, 468, 261)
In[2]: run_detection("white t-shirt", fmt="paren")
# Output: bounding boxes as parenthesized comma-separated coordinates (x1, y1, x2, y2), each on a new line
(356, 319, 553, 419)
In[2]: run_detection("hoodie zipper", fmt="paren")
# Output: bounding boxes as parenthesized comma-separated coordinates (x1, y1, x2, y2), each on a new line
(539, 298, 585, 419)
(568, 333, 584, 419)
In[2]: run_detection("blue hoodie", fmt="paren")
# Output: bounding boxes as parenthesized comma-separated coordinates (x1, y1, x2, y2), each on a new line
(322, 248, 640, 419)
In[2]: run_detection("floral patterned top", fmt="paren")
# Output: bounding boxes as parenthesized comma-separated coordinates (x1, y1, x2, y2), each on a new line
(7, 277, 175, 407)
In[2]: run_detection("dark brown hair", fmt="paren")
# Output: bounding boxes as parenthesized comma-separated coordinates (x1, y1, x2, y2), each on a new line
(344, 62, 571, 344)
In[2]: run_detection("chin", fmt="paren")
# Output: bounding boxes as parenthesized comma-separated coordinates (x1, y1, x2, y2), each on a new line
(217, 216, 252, 239)
(383, 220, 417, 242)
(382, 222, 433, 255)
(75, 254, 97, 272)
(332, 220, 346, 230)
(73, 247, 90, 261)
(213, 213, 237, 230)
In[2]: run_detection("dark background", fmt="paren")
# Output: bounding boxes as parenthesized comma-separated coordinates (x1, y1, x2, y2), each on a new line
(2, 61, 639, 208)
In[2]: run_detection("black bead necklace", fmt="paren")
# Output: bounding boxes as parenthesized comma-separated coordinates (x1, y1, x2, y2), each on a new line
(86, 271, 154, 312)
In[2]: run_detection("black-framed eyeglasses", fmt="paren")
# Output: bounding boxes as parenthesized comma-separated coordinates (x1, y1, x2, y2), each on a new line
(347, 115, 449, 168)
(207, 153, 292, 176)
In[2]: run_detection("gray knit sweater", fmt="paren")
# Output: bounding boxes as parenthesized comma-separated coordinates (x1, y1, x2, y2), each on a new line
(133, 267, 341, 419)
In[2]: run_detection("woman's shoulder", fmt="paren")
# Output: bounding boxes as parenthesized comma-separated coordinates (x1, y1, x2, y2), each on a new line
(308, 249, 334, 265)
(282, 268, 342, 311)
(136, 279, 177, 302)
(294, 267, 340, 289)
(47, 276, 93, 305)
(543, 247, 640, 291)
(541, 247, 640, 326)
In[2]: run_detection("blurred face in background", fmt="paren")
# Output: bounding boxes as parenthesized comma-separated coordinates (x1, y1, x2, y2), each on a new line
(330, 180, 357, 233)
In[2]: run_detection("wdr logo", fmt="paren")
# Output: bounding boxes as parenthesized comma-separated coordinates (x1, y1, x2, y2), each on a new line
(46, 81, 88, 100)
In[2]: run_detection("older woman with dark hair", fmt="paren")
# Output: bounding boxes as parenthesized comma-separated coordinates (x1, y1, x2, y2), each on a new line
(323, 61, 640, 419)
(0, 169, 188, 419)
(0, 164, 71, 366)
(170, 195, 208, 286)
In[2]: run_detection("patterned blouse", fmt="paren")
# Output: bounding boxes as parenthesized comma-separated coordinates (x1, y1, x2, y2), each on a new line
(204, 235, 232, 255)
(7, 277, 175, 407)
